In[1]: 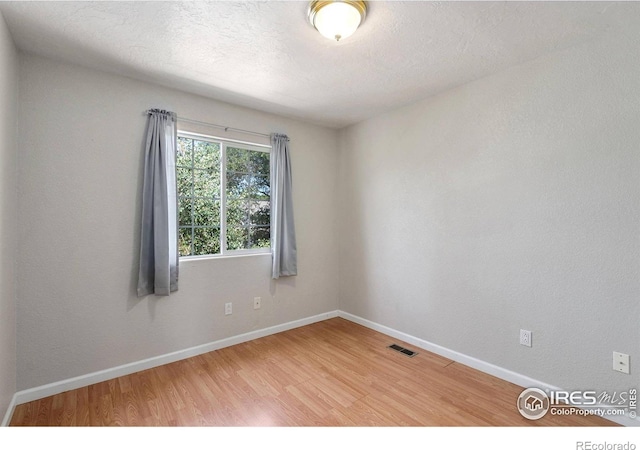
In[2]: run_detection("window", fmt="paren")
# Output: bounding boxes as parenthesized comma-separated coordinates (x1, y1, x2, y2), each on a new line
(176, 132, 270, 257)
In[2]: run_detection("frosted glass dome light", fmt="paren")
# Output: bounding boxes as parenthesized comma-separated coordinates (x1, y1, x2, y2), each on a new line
(308, 1, 367, 42)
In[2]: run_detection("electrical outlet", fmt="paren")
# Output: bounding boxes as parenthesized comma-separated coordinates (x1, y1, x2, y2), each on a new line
(253, 297, 261, 309)
(225, 302, 232, 315)
(520, 329, 532, 347)
(613, 351, 630, 374)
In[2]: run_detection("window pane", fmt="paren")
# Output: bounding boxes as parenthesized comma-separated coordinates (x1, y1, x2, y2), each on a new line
(179, 228, 193, 257)
(227, 226, 249, 251)
(176, 137, 192, 167)
(225, 146, 270, 251)
(251, 226, 270, 249)
(177, 167, 192, 197)
(193, 140, 220, 169)
(227, 146, 251, 173)
(229, 148, 269, 174)
(227, 173, 251, 200)
(193, 198, 220, 226)
(249, 201, 270, 225)
(193, 227, 221, 255)
(227, 199, 249, 228)
(193, 168, 220, 198)
(250, 151, 270, 175)
(179, 198, 192, 226)
(253, 174, 270, 200)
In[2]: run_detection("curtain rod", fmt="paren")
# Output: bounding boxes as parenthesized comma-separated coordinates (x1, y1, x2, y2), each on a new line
(145, 110, 272, 140)
(180, 116, 273, 139)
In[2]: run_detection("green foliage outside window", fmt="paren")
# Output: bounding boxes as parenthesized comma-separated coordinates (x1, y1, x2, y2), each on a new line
(177, 135, 270, 257)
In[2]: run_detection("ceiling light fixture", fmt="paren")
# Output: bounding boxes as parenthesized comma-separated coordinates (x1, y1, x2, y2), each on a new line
(308, 1, 367, 42)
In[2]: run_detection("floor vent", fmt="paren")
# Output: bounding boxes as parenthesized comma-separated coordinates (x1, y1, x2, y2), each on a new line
(388, 344, 418, 358)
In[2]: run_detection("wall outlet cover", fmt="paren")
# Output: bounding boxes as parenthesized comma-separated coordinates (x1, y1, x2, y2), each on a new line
(520, 329, 532, 347)
(613, 351, 630, 374)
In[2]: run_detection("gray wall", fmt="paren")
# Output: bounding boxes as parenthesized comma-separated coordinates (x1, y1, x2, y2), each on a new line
(338, 31, 640, 394)
(9, 13, 640, 403)
(16, 54, 339, 390)
(0, 10, 18, 418)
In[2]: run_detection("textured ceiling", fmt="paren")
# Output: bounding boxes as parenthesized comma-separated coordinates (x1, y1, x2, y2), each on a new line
(1, 1, 639, 128)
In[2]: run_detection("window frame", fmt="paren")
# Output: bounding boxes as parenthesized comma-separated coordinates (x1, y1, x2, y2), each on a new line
(177, 130, 272, 260)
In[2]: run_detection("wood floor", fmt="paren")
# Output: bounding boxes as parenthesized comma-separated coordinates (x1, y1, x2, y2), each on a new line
(10, 318, 617, 426)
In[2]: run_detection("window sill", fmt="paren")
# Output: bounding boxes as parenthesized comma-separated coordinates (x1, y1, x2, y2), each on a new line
(180, 251, 271, 262)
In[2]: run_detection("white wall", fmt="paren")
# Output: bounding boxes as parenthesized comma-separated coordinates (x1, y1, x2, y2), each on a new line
(0, 10, 18, 417)
(338, 31, 640, 394)
(16, 54, 339, 390)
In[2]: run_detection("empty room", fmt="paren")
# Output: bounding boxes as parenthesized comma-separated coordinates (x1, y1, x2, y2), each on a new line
(0, 0, 638, 443)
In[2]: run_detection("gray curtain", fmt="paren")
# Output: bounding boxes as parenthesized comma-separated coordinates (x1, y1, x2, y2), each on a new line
(270, 133, 297, 278)
(137, 109, 179, 296)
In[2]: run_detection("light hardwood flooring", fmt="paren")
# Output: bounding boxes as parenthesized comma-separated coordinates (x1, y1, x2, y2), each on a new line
(9, 318, 617, 426)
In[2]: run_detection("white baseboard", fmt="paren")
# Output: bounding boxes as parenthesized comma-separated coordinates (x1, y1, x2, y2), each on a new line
(338, 311, 639, 427)
(5, 309, 638, 427)
(10, 310, 339, 410)
(1, 393, 17, 427)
